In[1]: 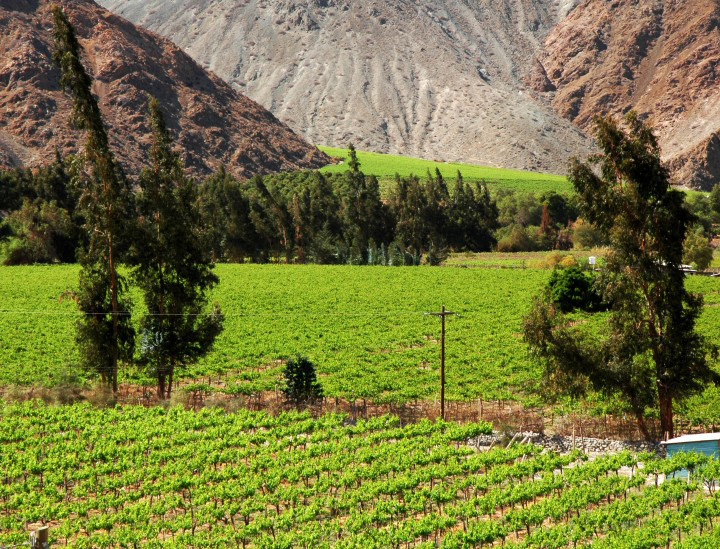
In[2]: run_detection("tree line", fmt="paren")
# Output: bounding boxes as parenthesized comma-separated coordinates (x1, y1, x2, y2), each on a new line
(201, 158, 501, 266)
(10, 150, 717, 267)
(0, 149, 501, 267)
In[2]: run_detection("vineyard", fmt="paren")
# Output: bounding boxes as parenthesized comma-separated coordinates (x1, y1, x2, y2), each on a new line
(2, 264, 720, 423)
(2, 401, 720, 548)
(0, 264, 550, 405)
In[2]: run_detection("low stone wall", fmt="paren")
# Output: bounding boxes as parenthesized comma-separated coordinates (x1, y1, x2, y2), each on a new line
(470, 431, 660, 455)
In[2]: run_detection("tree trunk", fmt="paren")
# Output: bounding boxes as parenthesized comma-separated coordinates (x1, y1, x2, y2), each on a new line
(167, 361, 174, 399)
(659, 385, 674, 439)
(106, 186, 119, 395)
(158, 373, 166, 400)
(633, 408, 652, 442)
(281, 226, 291, 264)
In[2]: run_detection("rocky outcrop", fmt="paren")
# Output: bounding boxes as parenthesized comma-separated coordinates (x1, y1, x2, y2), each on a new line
(98, 0, 596, 175)
(525, 58, 556, 93)
(0, 0, 328, 178)
(539, 0, 720, 189)
(667, 133, 720, 190)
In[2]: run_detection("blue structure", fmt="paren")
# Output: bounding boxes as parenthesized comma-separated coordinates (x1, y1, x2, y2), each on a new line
(661, 433, 720, 478)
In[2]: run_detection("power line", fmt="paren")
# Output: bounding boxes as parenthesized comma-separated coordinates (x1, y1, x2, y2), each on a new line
(0, 309, 477, 318)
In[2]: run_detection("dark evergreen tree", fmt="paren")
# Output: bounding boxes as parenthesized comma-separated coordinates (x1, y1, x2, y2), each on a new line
(198, 167, 262, 262)
(339, 158, 390, 264)
(347, 143, 361, 173)
(389, 176, 428, 262)
(197, 166, 232, 262)
(0, 167, 31, 217)
(448, 179, 498, 252)
(53, 6, 134, 391)
(306, 172, 343, 263)
(424, 170, 450, 265)
(468, 182, 499, 251)
(282, 355, 324, 407)
(132, 98, 224, 399)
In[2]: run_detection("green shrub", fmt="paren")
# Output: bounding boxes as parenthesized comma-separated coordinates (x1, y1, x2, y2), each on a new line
(683, 231, 713, 270)
(572, 218, 606, 249)
(547, 266, 605, 313)
(496, 225, 535, 252)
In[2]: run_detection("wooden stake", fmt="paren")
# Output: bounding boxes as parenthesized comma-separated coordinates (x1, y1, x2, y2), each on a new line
(31, 526, 49, 549)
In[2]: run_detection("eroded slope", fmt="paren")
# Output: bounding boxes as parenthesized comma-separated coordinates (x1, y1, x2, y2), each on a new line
(100, 0, 593, 174)
(537, 0, 720, 188)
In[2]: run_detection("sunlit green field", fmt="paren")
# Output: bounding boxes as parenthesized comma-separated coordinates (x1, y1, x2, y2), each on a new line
(317, 146, 573, 194)
(3, 263, 720, 420)
(0, 264, 547, 404)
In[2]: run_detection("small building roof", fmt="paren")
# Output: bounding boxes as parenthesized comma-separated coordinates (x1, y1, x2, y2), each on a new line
(660, 433, 720, 445)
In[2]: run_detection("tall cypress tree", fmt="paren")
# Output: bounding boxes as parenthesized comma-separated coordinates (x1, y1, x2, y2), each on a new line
(424, 169, 450, 265)
(53, 6, 134, 391)
(132, 98, 224, 399)
(390, 176, 428, 262)
(524, 113, 718, 439)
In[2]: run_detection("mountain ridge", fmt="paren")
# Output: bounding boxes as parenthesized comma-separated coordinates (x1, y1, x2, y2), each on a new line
(0, 0, 329, 178)
(100, 0, 594, 175)
(100, 0, 720, 188)
(529, 0, 720, 188)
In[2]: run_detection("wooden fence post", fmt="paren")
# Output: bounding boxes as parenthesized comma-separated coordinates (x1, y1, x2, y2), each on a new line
(30, 526, 49, 549)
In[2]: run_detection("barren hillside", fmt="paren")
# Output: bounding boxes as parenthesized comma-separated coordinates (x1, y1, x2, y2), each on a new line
(536, 0, 720, 188)
(99, 0, 593, 174)
(0, 0, 328, 178)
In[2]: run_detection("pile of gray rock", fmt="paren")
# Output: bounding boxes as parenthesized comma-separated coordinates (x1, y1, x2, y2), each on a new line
(470, 431, 660, 456)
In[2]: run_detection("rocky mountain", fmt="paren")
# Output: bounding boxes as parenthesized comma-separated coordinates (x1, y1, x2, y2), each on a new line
(0, 0, 328, 178)
(100, 0, 720, 187)
(535, 0, 720, 189)
(99, 0, 593, 175)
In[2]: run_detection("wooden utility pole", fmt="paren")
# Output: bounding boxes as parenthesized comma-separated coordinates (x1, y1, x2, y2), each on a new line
(426, 305, 457, 421)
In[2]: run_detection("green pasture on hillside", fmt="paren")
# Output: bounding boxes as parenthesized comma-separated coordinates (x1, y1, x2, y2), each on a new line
(317, 146, 573, 194)
(2, 262, 720, 420)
